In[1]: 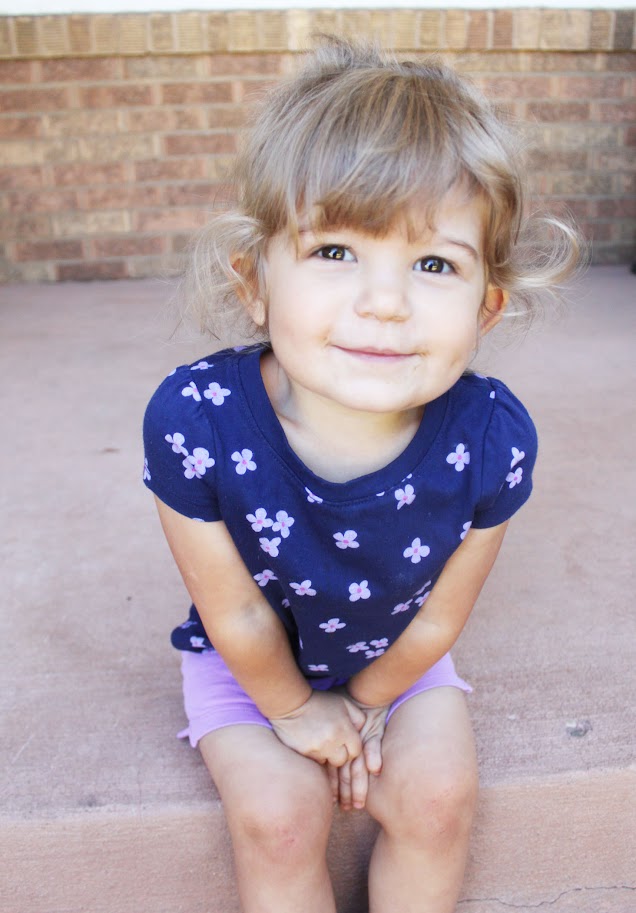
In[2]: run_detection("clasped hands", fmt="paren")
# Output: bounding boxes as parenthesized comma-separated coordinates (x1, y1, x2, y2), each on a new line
(269, 690, 390, 810)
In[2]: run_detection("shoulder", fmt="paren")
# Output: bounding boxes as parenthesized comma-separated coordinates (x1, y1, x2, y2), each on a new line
(452, 372, 537, 448)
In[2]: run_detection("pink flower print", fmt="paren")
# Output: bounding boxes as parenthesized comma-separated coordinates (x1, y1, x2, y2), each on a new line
(143, 458, 151, 481)
(165, 432, 188, 455)
(191, 361, 213, 371)
(204, 382, 231, 405)
(259, 537, 281, 558)
(308, 664, 329, 672)
(392, 599, 412, 615)
(365, 639, 388, 659)
(282, 598, 290, 608)
(181, 381, 201, 402)
(446, 443, 470, 471)
(414, 580, 432, 596)
(183, 447, 215, 479)
(305, 486, 323, 504)
(319, 618, 346, 634)
(246, 508, 273, 532)
(347, 641, 368, 653)
(334, 530, 359, 549)
(290, 580, 316, 597)
(395, 484, 415, 509)
(490, 390, 496, 399)
(510, 447, 525, 469)
(254, 569, 277, 587)
(414, 591, 430, 608)
(349, 580, 371, 602)
(272, 510, 295, 539)
(506, 467, 523, 488)
(232, 449, 256, 475)
(190, 636, 206, 648)
(180, 619, 197, 629)
(460, 520, 472, 540)
(403, 538, 430, 564)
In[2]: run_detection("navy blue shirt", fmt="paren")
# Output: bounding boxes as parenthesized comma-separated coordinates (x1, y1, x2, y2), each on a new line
(143, 346, 537, 680)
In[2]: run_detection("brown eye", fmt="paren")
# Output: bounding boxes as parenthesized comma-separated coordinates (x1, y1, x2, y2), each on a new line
(315, 245, 353, 261)
(416, 257, 452, 274)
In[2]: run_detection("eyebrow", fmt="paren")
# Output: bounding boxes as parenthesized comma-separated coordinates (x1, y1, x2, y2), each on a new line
(438, 236, 480, 262)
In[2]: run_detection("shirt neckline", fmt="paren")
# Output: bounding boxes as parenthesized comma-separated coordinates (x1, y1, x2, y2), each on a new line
(236, 346, 449, 503)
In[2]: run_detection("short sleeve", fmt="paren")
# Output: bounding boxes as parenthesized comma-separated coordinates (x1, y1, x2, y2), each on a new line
(472, 379, 538, 529)
(142, 367, 222, 522)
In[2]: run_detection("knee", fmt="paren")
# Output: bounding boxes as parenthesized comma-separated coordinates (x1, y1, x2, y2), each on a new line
(370, 754, 478, 847)
(231, 774, 333, 864)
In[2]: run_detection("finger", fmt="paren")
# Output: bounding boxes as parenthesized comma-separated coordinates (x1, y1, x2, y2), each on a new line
(337, 761, 353, 811)
(350, 753, 369, 809)
(326, 763, 340, 805)
(363, 734, 383, 776)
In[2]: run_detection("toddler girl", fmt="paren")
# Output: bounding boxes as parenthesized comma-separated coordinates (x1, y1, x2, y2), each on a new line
(143, 38, 580, 913)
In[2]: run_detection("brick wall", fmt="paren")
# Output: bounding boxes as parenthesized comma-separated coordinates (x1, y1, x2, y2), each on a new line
(1, 8, 634, 283)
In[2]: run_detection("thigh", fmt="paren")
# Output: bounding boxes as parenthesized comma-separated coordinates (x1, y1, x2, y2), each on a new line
(366, 687, 478, 827)
(199, 723, 334, 831)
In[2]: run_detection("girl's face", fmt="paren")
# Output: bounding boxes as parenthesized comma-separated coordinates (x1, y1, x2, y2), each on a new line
(249, 185, 507, 419)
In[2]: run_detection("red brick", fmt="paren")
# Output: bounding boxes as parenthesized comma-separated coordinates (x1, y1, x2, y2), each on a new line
(207, 105, 247, 129)
(526, 102, 590, 123)
(480, 76, 549, 99)
(81, 184, 165, 209)
(40, 58, 122, 83)
(492, 10, 513, 49)
(613, 10, 635, 51)
(206, 53, 283, 76)
(80, 85, 154, 108)
(161, 82, 233, 105)
(134, 158, 207, 182)
(163, 133, 236, 156)
(466, 11, 490, 49)
(528, 149, 588, 171)
(0, 88, 71, 113)
(134, 208, 211, 232)
(598, 100, 636, 123)
(559, 75, 628, 98)
(0, 115, 41, 138)
(625, 126, 636, 146)
(164, 182, 222, 207)
(92, 236, 166, 257)
(14, 239, 83, 262)
(596, 199, 636, 219)
(53, 162, 128, 186)
(0, 213, 52, 241)
(57, 261, 129, 281)
(0, 60, 36, 84)
(604, 53, 636, 72)
(6, 189, 78, 214)
(527, 52, 598, 72)
(0, 165, 46, 190)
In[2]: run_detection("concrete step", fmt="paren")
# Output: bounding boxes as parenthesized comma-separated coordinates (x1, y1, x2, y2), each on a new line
(2, 268, 635, 913)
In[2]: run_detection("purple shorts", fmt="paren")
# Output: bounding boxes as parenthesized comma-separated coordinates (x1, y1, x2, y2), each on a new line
(178, 649, 472, 748)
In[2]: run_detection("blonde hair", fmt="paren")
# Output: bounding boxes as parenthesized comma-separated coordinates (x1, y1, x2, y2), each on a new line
(184, 37, 583, 340)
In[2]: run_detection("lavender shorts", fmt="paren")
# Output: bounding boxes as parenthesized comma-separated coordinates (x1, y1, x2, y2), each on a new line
(178, 649, 472, 748)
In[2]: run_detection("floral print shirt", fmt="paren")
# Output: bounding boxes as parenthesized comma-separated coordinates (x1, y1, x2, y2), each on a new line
(143, 346, 537, 680)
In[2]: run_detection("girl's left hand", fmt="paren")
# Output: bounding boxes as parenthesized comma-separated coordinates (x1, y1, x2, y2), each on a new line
(328, 703, 390, 810)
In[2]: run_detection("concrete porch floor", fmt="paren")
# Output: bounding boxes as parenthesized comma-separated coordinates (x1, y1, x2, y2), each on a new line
(1, 266, 635, 912)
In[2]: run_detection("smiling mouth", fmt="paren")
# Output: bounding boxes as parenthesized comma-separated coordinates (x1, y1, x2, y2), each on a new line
(335, 346, 414, 361)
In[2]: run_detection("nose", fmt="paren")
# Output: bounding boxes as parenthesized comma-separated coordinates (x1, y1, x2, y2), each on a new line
(354, 271, 411, 322)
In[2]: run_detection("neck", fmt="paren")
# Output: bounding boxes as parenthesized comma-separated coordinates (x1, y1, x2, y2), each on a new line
(261, 352, 423, 483)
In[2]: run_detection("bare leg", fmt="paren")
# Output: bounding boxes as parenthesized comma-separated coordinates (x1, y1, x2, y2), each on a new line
(366, 687, 478, 913)
(199, 724, 336, 913)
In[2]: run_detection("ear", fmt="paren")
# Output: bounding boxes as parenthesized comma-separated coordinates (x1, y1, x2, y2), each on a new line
(479, 285, 508, 337)
(231, 255, 267, 327)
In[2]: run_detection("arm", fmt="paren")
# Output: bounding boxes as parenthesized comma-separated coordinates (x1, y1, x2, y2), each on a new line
(154, 497, 363, 763)
(347, 521, 509, 707)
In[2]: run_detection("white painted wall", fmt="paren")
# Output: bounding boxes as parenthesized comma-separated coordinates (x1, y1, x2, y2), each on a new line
(6, 1, 635, 15)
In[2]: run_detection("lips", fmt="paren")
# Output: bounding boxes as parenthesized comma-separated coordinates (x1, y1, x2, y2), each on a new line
(335, 345, 413, 359)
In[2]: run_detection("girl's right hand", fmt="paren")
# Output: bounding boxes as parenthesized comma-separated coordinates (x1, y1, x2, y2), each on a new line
(269, 691, 365, 767)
